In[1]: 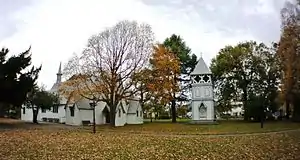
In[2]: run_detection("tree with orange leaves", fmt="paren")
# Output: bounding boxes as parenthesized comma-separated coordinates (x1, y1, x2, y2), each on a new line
(147, 44, 180, 112)
(278, 0, 300, 120)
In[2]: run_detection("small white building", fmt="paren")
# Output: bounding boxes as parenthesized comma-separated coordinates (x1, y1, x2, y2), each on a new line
(21, 63, 144, 127)
(190, 57, 215, 123)
(225, 101, 244, 117)
(21, 63, 67, 123)
(64, 97, 143, 126)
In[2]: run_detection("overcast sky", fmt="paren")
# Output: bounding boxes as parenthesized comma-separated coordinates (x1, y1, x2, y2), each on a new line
(0, 0, 288, 89)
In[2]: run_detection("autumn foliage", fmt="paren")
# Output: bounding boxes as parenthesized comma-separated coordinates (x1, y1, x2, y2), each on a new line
(278, 1, 300, 120)
(147, 44, 180, 106)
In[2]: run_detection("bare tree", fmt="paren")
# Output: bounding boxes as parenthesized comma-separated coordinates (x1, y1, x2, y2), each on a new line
(60, 20, 154, 126)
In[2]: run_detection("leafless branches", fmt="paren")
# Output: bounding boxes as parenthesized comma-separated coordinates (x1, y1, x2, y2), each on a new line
(61, 20, 154, 121)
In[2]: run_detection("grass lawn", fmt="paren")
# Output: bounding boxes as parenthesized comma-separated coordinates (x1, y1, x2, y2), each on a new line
(0, 119, 300, 159)
(94, 120, 300, 135)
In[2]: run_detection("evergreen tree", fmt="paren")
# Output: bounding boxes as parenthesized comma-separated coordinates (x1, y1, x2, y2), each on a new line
(0, 47, 41, 117)
(163, 34, 198, 122)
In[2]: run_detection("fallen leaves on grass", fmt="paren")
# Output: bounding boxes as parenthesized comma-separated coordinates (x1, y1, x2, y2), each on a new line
(0, 128, 300, 160)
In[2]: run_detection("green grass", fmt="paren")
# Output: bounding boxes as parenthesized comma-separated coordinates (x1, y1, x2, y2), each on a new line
(92, 120, 300, 135)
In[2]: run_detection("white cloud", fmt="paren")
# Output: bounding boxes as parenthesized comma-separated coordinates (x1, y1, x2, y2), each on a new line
(0, 0, 284, 89)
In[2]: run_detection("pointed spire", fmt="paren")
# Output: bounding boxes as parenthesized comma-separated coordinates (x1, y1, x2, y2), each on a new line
(57, 62, 62, 75)
(191, 57, 211, 75)
(56, 62, 62, 83)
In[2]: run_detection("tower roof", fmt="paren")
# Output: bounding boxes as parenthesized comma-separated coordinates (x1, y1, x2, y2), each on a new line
(191, 57, 211, 75)
(50, 62, 63, 93)
(57, 62, 62, 75)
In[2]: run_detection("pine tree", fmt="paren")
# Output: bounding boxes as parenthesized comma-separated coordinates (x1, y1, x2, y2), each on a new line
(0, 47, 41, 117)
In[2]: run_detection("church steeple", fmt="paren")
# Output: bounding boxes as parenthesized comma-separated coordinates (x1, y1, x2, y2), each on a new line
(56, 62, 62, 83)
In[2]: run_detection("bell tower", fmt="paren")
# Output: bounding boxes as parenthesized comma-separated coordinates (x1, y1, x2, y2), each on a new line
(190, 57, 215, 123)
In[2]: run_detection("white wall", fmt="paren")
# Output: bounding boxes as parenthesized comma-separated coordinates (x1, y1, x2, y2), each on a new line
(58, 106, 66, 123)
(65, 105, 82, 125)
(39, 106, 66, 123)
(192, 100, 214, 121)
(21, 107, 41, 122)
(126, 101, 143, 124)
(95, 102, 106, 125)
(21, 105, 66, 123)
(115, 105, 126, 126)
(79, 109, 93, 123)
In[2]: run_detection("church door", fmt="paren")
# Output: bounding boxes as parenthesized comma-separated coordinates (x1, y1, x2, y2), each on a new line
(102, 106, 110, 124)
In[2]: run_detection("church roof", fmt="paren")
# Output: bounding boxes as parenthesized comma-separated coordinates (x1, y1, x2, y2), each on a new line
(49, 62, 63, 93)
(49, 83, 60, 93)
(57, 62, 62, 75)
(190, 57, 211, 75)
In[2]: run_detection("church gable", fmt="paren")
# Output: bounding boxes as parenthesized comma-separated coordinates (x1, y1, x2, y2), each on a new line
(117, 102, 126, 114)
(127, 100, 140, 114)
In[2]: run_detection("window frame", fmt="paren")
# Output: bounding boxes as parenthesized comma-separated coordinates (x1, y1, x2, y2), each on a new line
(53, 105, 59, 113)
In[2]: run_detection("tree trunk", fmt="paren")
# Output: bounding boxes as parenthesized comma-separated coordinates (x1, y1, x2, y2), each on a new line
(292, 96, 300, 122)
(242, 90, 249, 121)
(109, 105, 116, 127)
(260, 106, 264, 128)
(32, 108, 39, 124)
(292, 107, 300, 122)
(171, 99, 176, 123)
(286, 99, 290, 120)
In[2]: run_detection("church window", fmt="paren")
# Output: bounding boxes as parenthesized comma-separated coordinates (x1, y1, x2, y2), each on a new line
(136, 110, 139, 117)
(118, 109, 121, 117)
(42, 108, 46, 113)
(53, 105, 58, 113)
(23, 108, 25, 114)
(140, 111, 143, 117)
(70, 107, 74, 117)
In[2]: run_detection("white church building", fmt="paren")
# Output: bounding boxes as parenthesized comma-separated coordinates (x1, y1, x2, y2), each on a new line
(21, 63, 143, 126)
